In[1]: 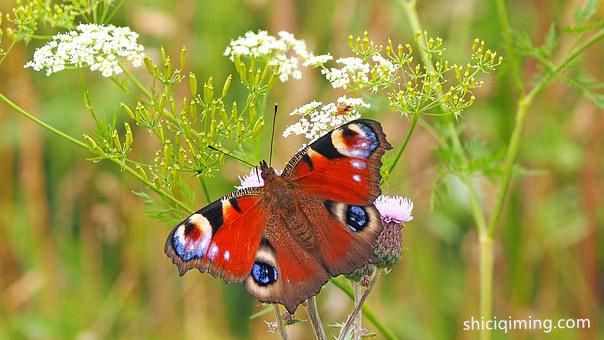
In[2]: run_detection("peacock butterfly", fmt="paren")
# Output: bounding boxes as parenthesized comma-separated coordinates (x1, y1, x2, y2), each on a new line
(165, 119, 392, 313)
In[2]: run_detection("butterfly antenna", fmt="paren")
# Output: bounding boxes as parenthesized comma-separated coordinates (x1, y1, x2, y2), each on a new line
(208, 145, 256, 168)
(269, 104, 278, 167)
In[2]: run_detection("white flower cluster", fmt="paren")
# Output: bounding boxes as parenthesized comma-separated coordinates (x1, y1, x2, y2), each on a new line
(283, 96, 369, 141)
(371, 54, 397, 78)
(224, 30, 332, 82)
(321, 57, 370, 89)
(25, 24, 145, 77)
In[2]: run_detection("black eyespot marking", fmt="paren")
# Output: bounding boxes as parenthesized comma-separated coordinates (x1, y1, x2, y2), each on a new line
(260, 238, 276, 253)
(251, 262, 278, 286)
(301, 153, 314, 170)
(346, 205, 368, 232)
(200, 200, 224, 233)
(229, 198, 242, 213)
(311, 132, 344, 159)
(323, 200, 336, 216)
(342, 125, 357, 137)
(184, 220, 196, 235)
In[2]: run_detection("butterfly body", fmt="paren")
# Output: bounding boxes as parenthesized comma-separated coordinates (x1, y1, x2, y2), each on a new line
(165, 119, 391, 313)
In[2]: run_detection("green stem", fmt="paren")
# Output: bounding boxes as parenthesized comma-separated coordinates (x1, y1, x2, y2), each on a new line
(0, 92, 191, 213)
(402, 0, 488, 231)
(400, 1, 493, 336)
(305, 297, 327, 340)
(120, 63, 153, 99)
(198, 176, 212, 203)
(1, 92, 88, 149)
(0, 39, 16, 66)
(382, 113, 419, 184)
(338, 270, 379, 340)
(479, 234, 494, 340)
(331, 278, 399, 340)
(486, 28, 604, 237)
(494, 0, 525, 94)
(273, 305, 289, 340)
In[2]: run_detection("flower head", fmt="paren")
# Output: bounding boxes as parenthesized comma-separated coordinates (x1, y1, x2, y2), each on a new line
(373, 195, 414, 269)
(283, 96, 369, 142)
(224, 30, 331, 83)
(375, 195, 413, 224)
(25, 24, 145, 77)
(321, 57, 370, 89)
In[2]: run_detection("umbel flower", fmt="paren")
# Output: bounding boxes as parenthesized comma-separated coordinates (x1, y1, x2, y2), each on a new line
(25, 24, 145, 77)
(283, 96, 369, 142)
(224, 30, 332, 82)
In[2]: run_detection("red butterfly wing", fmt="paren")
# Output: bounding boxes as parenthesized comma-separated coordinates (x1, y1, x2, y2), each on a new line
(243, 198, 383, 313)
(283, 119, 392, 205)
(164, 188, 266, 283)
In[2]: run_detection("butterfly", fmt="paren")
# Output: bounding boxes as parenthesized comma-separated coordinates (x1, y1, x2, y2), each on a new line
(165, 119, 392, 313)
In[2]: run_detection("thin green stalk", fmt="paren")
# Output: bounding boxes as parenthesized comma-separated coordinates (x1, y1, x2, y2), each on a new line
(338, 270, 379, 340)
(353, 283, 362, 340)
(382, 113, 419, 184)
(495, 0, 525, 94)
(1, 92, 88, 149)
(198, 176, 212, 203)
(331, 278, 399, 340)
(479, 234, 494, 340)
(400, 2, 493, 337)
(120, 63, 153, 99)
(305, 297, 327, 340)
(486, 28, 604, 237)
(0, 92, 191, 213)
(273, 305, 289, 340)
(0, 39, 16, 66)
(401, 0, 488, 232)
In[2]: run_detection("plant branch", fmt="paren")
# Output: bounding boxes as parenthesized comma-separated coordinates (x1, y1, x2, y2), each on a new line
(353, 283, 362, 340)
(486, 28, 604, 237)
(305, 296, 327, 340)
(401, 0, 488, 232)
(382, 112, 419, 184)
(0, 92, 191, 213)
(495, 0, 524, 94)
(273, 304, 289, 340)
(338, 270, 379, 340)
(331, 278, 398, 340)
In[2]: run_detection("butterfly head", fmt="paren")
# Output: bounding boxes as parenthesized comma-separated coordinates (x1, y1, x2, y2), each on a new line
(259, 160, 278, 180)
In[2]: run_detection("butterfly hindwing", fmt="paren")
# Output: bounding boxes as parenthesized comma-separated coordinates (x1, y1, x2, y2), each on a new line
(165, 188, 266, 283)
(283, 119, 392, 205)
(243, 196, 383, 313)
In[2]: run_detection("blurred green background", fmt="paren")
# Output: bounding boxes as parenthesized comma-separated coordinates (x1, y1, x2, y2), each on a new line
(0, 0, 602, 339)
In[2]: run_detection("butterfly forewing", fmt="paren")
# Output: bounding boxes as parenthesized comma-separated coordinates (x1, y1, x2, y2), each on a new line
(283, 119, 392, 205)
(165, 189, 266, 283)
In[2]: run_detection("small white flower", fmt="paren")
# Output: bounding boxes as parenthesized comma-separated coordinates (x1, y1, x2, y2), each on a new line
(236, 167, 282, 190)
(303, 53, 333, 67)
(283, 97, 368, 141)
(24, 24, 145, 77)
(375, 195, 414, 224)
(269, 55, 301, 82)
(225, 30, 331, 83)
(372, 53, 398, 78)
(321, 57, 370, 89)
